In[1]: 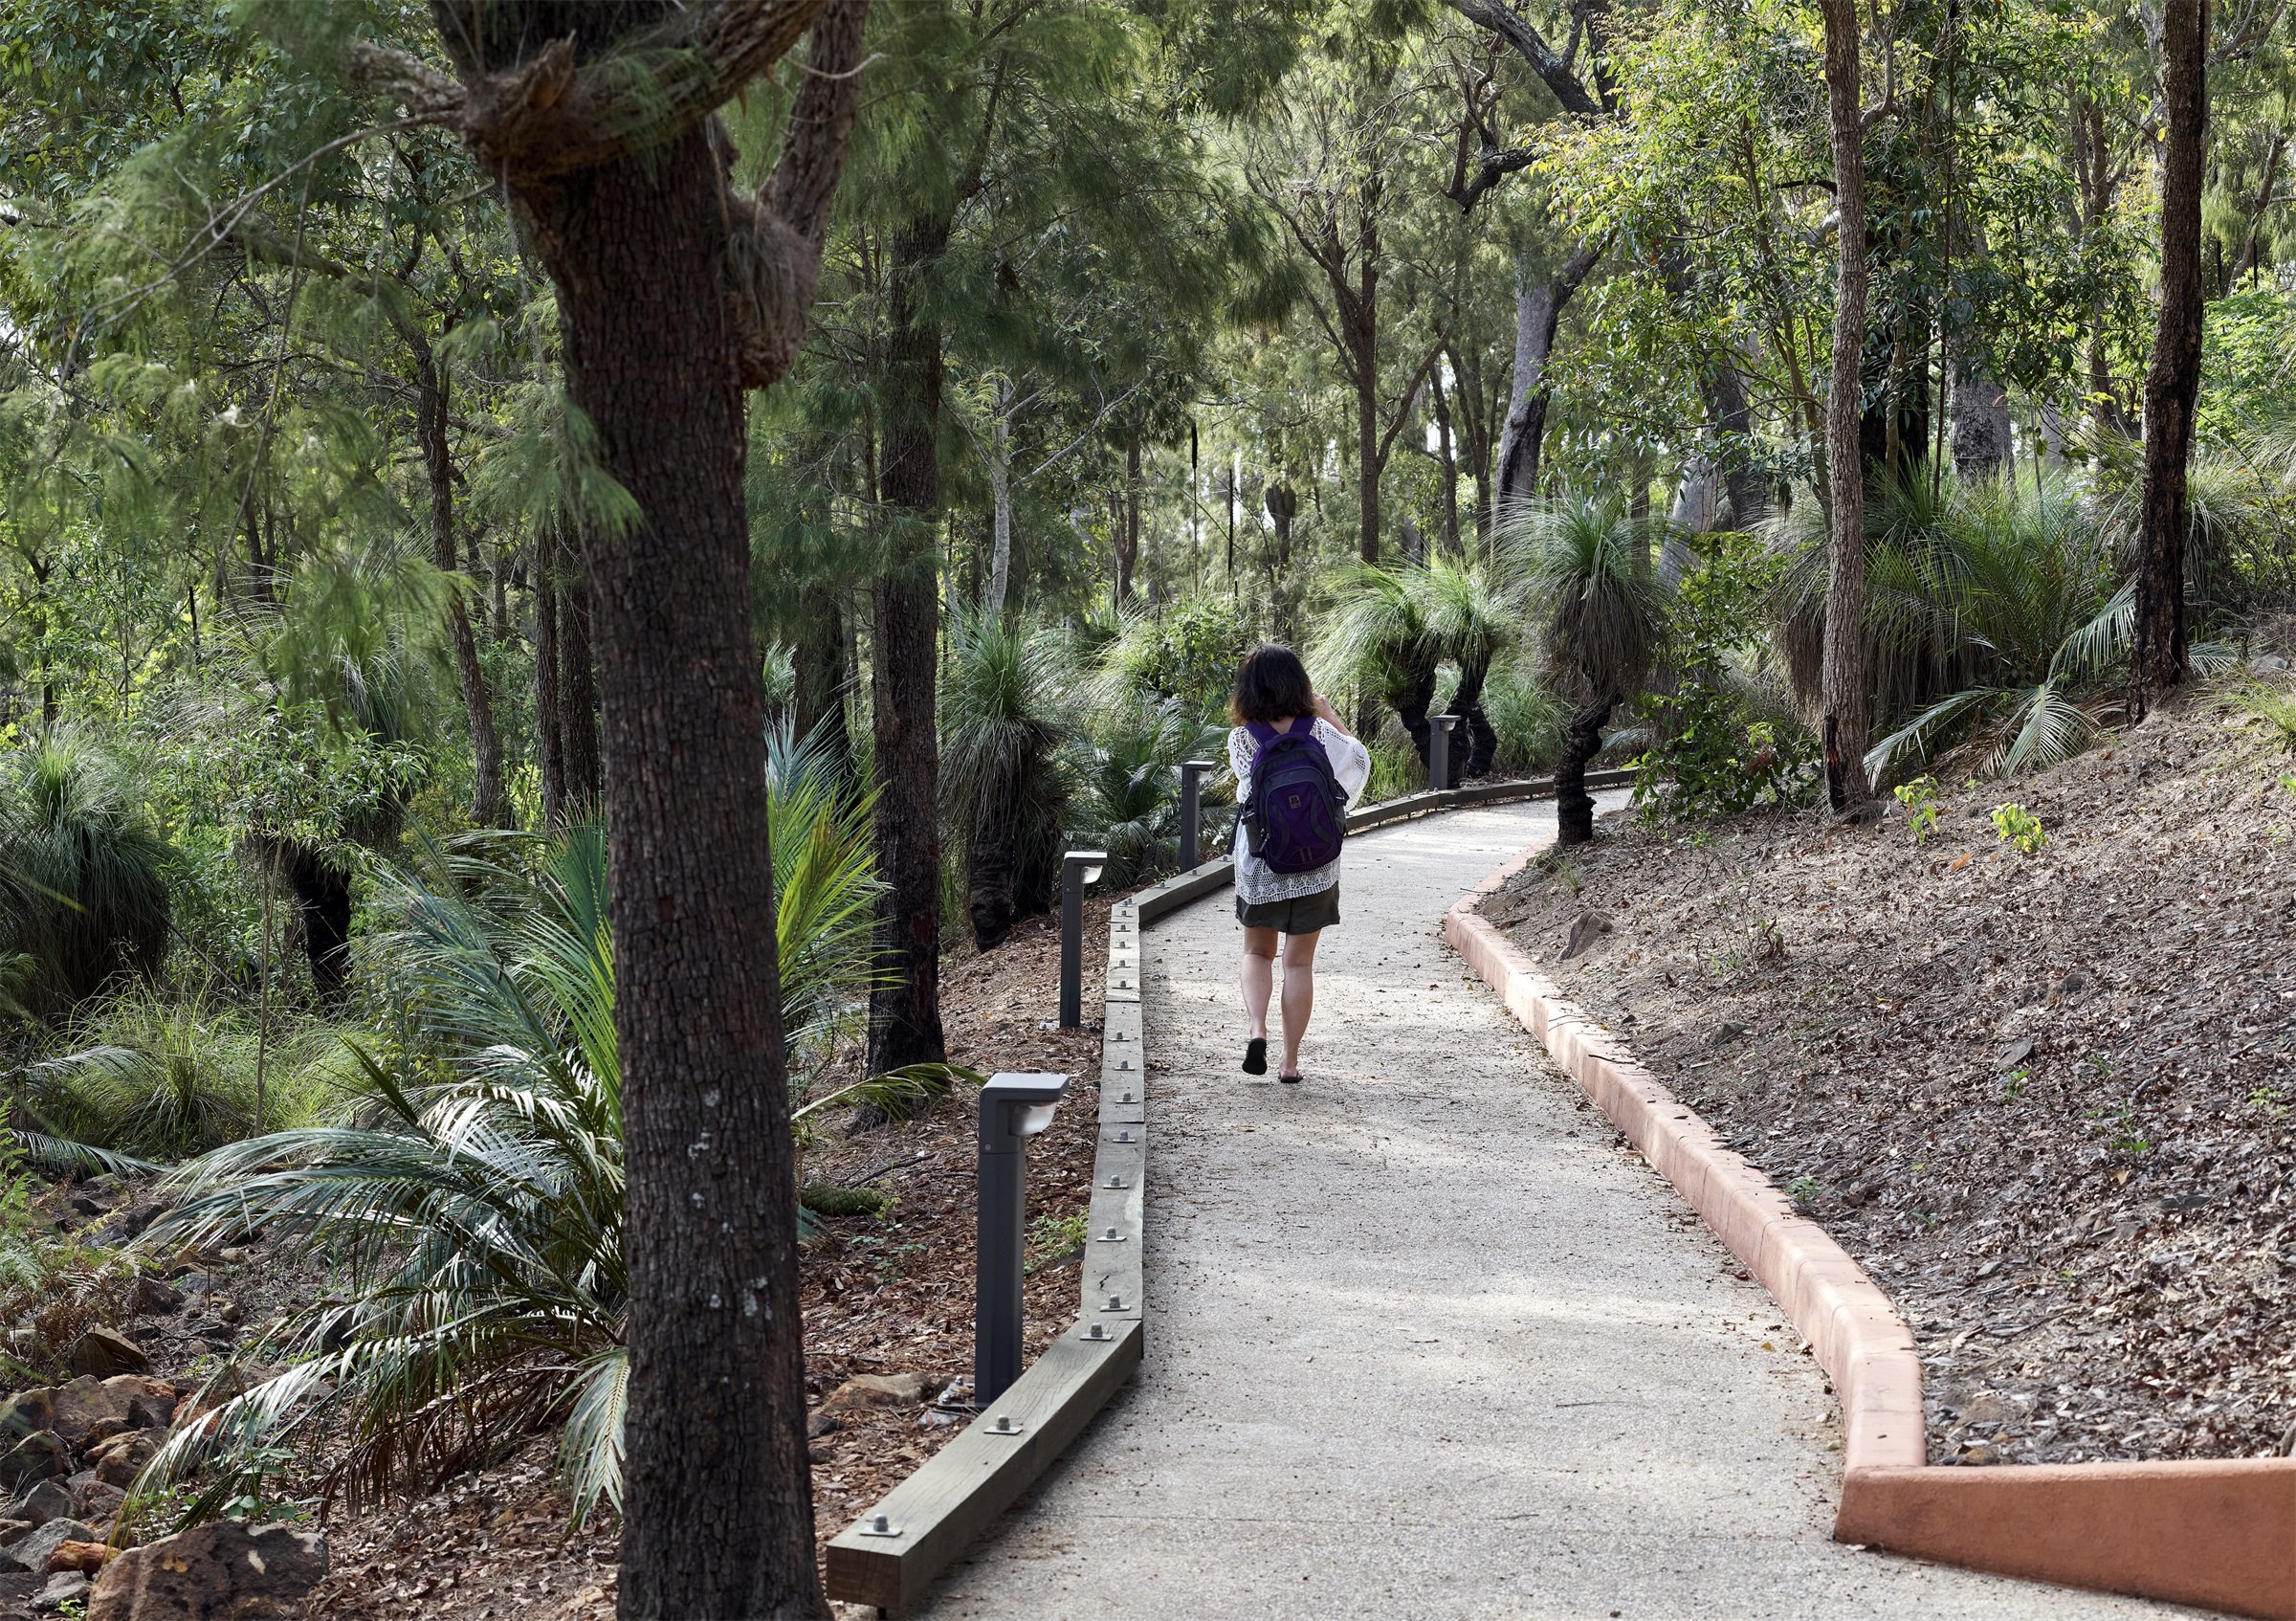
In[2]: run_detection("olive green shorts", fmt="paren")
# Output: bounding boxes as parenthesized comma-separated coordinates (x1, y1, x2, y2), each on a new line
(1235, 884, 1340, 935)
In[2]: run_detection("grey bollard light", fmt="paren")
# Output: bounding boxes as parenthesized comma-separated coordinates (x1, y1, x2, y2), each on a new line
(1428, 714, 1459, 792)
(976, 1072, 1071, 1406)
(1178, 760, 1216, 869)
(1058, 850, 1108, 1030)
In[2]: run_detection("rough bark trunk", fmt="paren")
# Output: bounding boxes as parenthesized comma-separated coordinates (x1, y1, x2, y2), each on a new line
(413, 342, 508, 829)
(869, 212, 954, 1075)
(283, 842, 353, 1010)
(1494, 242, 1599, 520)
(2135, 0, 2207, 703)
(1819, 0, 1873, 810)
(1554, 696, 1613, 846)
(967, 784, 1019, 952)
(520, 114, 823, 1617)
(1454, 655, 1497, 777)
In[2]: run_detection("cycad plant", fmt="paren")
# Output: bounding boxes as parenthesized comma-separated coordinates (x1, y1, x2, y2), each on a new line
(1067, 702, 1224, 885)
(940, 613, 1073, 950)
(131, 770, 933, 1529)
(0, 731, 172, 1023)
(1496, 494, 1670, 845)
(1860, 476, 2141, 777)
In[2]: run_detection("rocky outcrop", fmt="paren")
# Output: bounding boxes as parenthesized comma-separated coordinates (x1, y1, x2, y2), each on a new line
(86, 1521, 328, 1621)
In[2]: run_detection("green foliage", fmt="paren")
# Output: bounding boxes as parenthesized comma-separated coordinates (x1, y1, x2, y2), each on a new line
(1991, 802, 2047, 855)
(0, 730, 172, 1022)
(1496, 493, 1671, 710)
(1894, 776, 1942, 844)
(2221, 681, 2296, 749)
(1481, 667, 1566, 776)
(24, 985, 336, 1159)
(1066, 700, 1224, 885)
(1632, 533, 1816, 820)
(1097, 597, 1255, 722)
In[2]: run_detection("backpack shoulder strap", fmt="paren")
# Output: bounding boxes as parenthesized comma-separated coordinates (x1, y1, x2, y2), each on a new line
(1245, 720, 1279, 746)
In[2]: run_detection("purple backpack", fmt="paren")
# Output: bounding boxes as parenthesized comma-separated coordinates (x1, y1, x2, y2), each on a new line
(1243, 719, 1347, 874)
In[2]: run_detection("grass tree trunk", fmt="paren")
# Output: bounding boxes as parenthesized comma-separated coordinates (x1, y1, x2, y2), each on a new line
(1453, 655, 1497, 777)
(373, 4, 871, 1613)
(870, 212, 955, 1075)
(1554, 696, 1614, 846)
(2135, 0, 2207, 705)
(1818, 0, 1873, 811)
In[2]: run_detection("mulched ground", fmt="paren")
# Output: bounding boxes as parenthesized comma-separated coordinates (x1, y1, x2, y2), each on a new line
(1483, 688, 2296, 1468)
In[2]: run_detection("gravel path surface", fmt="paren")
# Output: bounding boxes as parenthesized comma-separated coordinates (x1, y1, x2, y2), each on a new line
(919, 801, 2178, 1620)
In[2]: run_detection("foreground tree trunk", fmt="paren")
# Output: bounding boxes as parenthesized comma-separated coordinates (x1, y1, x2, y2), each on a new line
(870, 212, 954, 1075)
(2135, 0, 2207, 703)
(366, 5, 869, 1613)
(1818, 0, 1873, 810)
(1554, 697, 1614, 846)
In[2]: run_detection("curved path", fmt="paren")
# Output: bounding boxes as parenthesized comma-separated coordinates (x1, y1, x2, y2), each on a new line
(922, 801, 2175, 1620)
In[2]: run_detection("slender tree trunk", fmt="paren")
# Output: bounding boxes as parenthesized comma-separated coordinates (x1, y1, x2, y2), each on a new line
(535, 536, 567, 827)
(2135, 0, 2208, 702)
(1115, 434, 1141, 605)
(1494, 242, 1599, 519)
(1431, 368, 1462, 555)
(791, 587, 850, 770)
(985, 381, 1014, 619)
(1819, 0, 1873, 810)
(1554, 696, 1613, 846)
(413, 343, 508, 828)
(525, 132, 822, 1621)
(1356, 330, 1380, 564)
(558, 538, 604, 814)
(870, 213, 953, 1075)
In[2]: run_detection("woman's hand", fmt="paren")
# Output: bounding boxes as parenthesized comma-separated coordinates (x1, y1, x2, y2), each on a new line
(1312, 691, 1352, 735)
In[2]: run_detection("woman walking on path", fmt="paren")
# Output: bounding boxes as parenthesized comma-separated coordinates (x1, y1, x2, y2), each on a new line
(1226, 643, 1371, 1083)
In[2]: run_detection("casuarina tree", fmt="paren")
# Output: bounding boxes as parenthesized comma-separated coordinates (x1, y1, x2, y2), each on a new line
(352, 3, 869, 1615)
(2133, 0, 2207, 705)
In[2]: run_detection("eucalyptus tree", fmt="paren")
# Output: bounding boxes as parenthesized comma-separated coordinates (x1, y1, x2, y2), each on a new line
(1244, 38, 1447, 563)
(348, 2, 870, 1614)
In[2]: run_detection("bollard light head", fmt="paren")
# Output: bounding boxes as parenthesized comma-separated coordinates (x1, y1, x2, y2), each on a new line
(1063, 849, 1109, 888)
(979, 1071, 1071, 1153)
(1430, 713, 1458, 732)
(1180, 759, 1216, 776)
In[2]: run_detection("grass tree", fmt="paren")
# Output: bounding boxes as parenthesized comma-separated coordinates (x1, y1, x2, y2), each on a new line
(1311, 564, 1443, 764)
(1415, 556, 1518, 777)
(1498, 494, 1668, 845)
(0, 732, 172, 1023)
(940, 614, 1072, 951)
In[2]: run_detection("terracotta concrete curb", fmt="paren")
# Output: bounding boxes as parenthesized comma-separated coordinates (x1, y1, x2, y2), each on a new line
(1445, 840, 2296, 1621)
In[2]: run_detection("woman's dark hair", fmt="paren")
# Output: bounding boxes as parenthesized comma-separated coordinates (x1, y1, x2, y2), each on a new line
(1228, 642, 1315, 725)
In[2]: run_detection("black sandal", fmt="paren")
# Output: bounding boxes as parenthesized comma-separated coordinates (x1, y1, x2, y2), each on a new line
(1278, 1070, 1301, 1084)
(1242, 1037, 1268, 1076)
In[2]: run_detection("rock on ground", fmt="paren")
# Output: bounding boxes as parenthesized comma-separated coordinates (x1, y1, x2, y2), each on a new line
(88, 1521, 327, 1621)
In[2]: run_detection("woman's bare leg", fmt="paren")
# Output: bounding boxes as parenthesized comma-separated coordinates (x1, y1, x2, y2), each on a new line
(1241, 926, 1278, 1040)
(1278, 928, 1322, 1077)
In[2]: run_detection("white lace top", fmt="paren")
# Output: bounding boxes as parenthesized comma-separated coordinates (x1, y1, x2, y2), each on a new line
(1227, 720, 1372, 904)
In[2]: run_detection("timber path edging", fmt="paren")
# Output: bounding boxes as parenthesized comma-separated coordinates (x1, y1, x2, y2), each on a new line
(1444, 838, 2296, 1621)
(823, 775, 1620, 1612)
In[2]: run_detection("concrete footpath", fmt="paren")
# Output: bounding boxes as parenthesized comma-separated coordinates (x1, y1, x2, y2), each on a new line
(921, 801, 2177, 1620)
